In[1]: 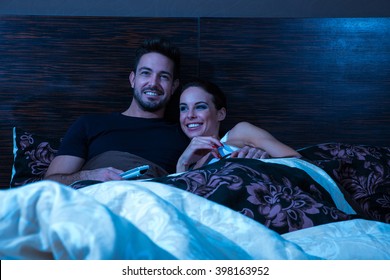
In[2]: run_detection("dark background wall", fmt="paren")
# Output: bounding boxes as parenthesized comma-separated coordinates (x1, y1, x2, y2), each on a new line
(1, 2, 389, 188)
(1, 0, 390, 17)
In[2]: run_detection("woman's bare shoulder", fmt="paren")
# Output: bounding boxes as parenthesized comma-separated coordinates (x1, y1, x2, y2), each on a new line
(230, 121, 268, 135)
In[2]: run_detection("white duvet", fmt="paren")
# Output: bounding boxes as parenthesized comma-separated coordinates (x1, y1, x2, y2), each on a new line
(1, 179, 389, 260)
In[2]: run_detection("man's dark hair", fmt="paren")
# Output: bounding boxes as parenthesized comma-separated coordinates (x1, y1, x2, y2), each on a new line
(134, 37, 181, 80)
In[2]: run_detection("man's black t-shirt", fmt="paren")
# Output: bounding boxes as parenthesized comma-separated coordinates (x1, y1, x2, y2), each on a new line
(57, 113, 190, 173)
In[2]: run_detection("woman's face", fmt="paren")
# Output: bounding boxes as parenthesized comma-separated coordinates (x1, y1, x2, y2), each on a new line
(179, 86, 226, 139)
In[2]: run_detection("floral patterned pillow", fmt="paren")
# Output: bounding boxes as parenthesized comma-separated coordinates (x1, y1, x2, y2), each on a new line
(10, 127, 61, 187)
(152, 158, 354, 234)
(298, 143, 390, 224)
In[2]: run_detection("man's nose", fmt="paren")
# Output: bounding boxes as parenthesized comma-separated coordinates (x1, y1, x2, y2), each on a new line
(149, 74, 159, 86)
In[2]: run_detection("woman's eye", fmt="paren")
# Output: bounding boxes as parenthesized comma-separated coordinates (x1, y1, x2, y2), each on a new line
(195, 104, 208, 110)
(179, 106, 188, 112)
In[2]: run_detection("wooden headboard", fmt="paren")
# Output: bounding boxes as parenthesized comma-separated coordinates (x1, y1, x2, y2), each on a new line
(1, 16, 390, 187)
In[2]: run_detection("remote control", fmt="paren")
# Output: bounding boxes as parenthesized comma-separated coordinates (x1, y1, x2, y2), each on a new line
(120, 165, 149, 180)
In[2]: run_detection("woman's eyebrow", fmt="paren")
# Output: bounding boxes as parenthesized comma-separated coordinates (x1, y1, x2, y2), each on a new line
(179, 101, 208, 106)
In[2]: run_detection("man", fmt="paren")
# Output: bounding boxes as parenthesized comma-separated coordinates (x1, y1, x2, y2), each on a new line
(45, 38, 190, 185)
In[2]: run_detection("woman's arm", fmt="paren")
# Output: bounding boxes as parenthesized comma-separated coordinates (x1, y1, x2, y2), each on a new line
(176, 136, 222, 172)
(226, 122, 301, 158)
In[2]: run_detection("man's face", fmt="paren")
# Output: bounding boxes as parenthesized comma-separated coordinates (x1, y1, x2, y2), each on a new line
(130, 52, 178, 112)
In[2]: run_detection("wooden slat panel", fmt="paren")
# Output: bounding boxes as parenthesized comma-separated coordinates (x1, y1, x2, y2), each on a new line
(1, 16, 390, 188)
(199, 18, 390, 149)
(0, 16, 198, 187)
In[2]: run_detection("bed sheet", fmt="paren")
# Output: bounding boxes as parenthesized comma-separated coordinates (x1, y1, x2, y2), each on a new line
(1, 179, 390, 260)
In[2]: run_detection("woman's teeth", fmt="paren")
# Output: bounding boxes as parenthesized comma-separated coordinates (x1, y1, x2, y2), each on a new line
(187, 123, 201, 128)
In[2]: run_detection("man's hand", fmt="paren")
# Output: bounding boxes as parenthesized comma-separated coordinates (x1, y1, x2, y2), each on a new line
(79, 167, 124, 182)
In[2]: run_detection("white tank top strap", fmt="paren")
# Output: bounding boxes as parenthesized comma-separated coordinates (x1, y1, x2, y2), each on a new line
(207, 131, 239, 165)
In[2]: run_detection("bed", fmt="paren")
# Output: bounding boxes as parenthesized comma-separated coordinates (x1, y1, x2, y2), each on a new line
(1, 16, 389, 260)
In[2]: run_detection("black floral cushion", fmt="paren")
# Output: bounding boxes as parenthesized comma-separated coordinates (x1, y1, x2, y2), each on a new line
(152, 158, 355, 234)
(298, 143, 390, 224)
(10, 127, 61, 187)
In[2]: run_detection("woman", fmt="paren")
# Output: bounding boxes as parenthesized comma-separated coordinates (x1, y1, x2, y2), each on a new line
(176, 79, 301, 172)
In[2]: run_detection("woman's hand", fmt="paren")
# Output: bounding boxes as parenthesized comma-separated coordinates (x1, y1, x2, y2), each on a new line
(176, 136, 222, 172)
(230, 146, 270, 159)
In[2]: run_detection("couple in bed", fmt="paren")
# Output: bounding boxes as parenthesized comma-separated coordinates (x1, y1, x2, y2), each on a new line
(44, 37, 300, 185)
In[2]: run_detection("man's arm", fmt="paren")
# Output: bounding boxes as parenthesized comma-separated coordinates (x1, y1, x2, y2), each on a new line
(44, 155, 124, 185)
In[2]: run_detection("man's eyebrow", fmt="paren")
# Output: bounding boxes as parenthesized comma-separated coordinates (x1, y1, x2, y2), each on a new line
(137, 66, 152, 72)
(137, 67, 173, 77)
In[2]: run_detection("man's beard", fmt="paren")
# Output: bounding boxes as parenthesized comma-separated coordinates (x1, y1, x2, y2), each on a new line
(133, 88, 169, 112)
